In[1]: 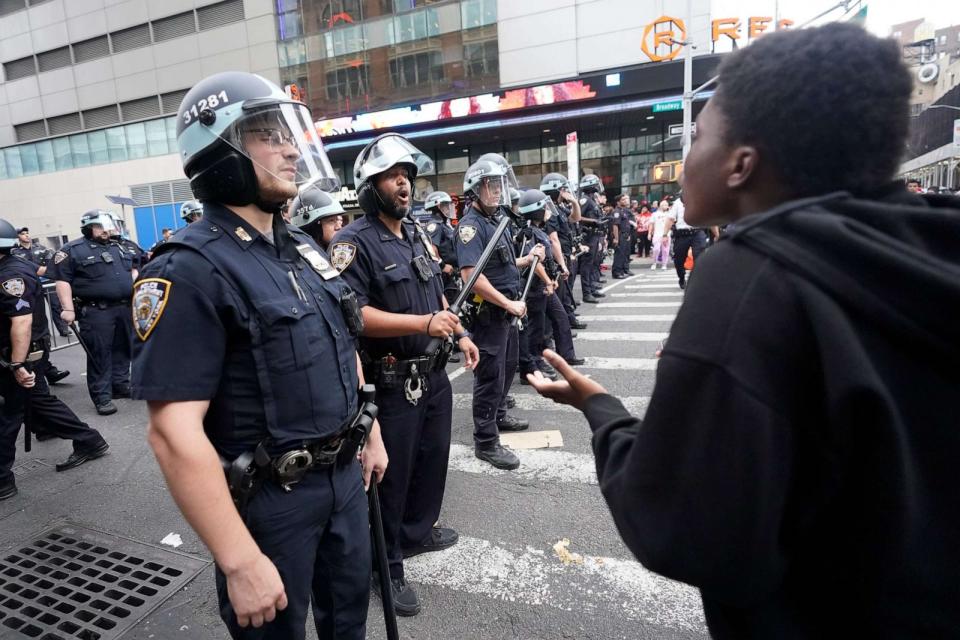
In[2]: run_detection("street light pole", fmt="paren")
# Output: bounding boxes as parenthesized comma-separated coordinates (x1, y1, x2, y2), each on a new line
(682, 0, 694, 160)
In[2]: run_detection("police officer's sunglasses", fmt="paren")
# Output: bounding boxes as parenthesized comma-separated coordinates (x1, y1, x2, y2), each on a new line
(243, 128, 297, 151)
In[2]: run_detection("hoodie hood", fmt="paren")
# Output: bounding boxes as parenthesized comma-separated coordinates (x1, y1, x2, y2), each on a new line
(728, 187, 960, 358)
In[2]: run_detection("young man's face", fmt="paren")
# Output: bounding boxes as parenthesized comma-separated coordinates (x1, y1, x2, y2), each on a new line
(617, 195, 629, 208)
(18, 231, 29, 245)
(320, 215, 342, 245)
(907, 181, 922, 193)
(478, 177, 504, 209)
(681, 98, 741, 227)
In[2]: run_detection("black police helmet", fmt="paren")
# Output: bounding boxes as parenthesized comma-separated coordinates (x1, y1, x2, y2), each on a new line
(540, 172, 569, 196)
(0, 219, 18, 252)
(290, 185, 345, 230)
(517, 189, 557, 224)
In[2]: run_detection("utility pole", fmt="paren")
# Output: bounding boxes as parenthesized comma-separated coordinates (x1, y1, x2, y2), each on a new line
(681, 0, 694, 161)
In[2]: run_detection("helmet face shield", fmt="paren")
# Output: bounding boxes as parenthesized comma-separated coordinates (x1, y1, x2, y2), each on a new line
(475, 174, 510, 209)
(226, 103, 340, 192)
(354, 135, 434, 187)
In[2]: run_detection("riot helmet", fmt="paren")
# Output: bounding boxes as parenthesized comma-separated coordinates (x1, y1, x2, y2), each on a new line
(540, 172, 570, 199)
(476, 153, 519, 191)
(176, 71, 339, 214)
(290, 183, 345, 229)
(517, 189, 558, 225)
(463, 160, 511, 212)
(0, 219, 18, 252)
(180, 200, 203, 223)
(509, 188, 520, 204)
(424, 191, 454, 219)
(80, 209, 118, 242)
(354, 133, 433, 218)
(579, 174, 602, 194)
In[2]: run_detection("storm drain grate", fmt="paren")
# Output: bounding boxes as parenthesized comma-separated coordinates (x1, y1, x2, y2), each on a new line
(0, 524, 208, 639)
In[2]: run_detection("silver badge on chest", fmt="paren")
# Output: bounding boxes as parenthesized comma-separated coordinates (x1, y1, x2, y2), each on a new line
(295, 244, 341, 280)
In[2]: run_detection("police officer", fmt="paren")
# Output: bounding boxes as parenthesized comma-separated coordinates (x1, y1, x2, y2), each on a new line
(289, 182, 344, 251)
(457, 159, 542, 470)
(540, 174, 587, 325)
(578, 175, 607, 303)
(49, 211, 134, 415)
(180, 200, 203, 224)
(663, 194, 708, 290)
(132, 71, 388, 639)
(610, 193, 636, 278)
(328, 134, 479, 617)
(0, 219, 110, 501)
(11, 228, 70, 340)
(420, 191, 459, 302)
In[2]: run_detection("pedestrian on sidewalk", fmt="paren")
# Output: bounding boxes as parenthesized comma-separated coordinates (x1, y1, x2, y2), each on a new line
(527, 22, 960, 639)
(649, 200, 672, 270)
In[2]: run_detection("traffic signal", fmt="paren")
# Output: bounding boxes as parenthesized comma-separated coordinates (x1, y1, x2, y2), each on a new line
(652, 160, 683, 183)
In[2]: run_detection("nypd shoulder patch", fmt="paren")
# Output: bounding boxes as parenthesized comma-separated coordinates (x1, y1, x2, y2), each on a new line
(330, 242, 358, 272)
(458, 225, 477, 244)
(426, 222, 437, 233)
(53, 251, 67, 265)
(2, 278, 24, 297)
(133, 278, 172, 341)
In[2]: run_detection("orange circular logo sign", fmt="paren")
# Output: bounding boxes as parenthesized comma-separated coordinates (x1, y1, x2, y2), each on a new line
(641, 16, 687, 62)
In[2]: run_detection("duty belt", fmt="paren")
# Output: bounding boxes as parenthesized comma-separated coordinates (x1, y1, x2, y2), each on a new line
(672, 228, 702, 238)
(367, 352, 445, 405)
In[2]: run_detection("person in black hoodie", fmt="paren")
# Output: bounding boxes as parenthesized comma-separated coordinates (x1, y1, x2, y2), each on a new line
(528, 22, 960, 639)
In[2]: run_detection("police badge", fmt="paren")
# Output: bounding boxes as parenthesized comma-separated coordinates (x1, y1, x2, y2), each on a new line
(132, 278, 172, 341)
(53, 251, 67, 265)
(1, 278, 24, 297)
(426, 222, 437, 233)
(330, 242, 357, 272)
(458, 225, 477, 244)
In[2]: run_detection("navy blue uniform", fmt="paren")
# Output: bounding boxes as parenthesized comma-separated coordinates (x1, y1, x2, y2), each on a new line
(116, 237, 147, 271)
(546, 204, 579, 321)
(612, 206, 635, 276)
(49, 238, 133, 406)
(330, 214, 453, 581)
(455, 204, 520, 447)
(579, 195, 604, 294)
(132, 203, 369, 640)
(421, 216, 458, 300)
(0, 255, 107, 494)
(11, 243, 69, 335)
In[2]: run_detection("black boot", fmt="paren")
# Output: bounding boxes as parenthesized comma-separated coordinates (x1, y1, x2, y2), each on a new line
(475, 443, 520, 470)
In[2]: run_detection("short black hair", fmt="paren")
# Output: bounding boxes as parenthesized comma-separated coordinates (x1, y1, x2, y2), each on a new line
(17, 227, 28, 233)
(713, 23, 912, 197)
(906, 178, 921, 186)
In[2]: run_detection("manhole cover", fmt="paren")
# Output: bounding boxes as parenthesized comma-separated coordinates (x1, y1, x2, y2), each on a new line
(12, 461, 52, 479)
(0, 524, 208, 639)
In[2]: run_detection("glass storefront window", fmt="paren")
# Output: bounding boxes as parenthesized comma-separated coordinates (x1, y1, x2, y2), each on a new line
(106, 126, 128, 162)
(580, 156, 621, 191)
(622, 130, 663, 155)
(580, 139, 620, 159)
(166, 117, 178, 151)
(464, 39, 497, 78)
(392, 8, 439, 44)
(461, 0, 496, 29)
(17, 144, 38, 175)
(126, 122, 147, 159)
(389, 50, 443, 88)
(512, 164, 543, 189)
(541, 140, 566, 164)
(437, 147, 469, 175)
(146, 119, 169, 156)
(35, 140, 55, 172)
(621, 155, 659, 186)
(324, 24, 365, 58)
(504, 138, 540, 167)
(70, 134, 91, 167)
(87, 130, 109, 165)
(4, 148, 23, 178)
(52, 137, 73, 171)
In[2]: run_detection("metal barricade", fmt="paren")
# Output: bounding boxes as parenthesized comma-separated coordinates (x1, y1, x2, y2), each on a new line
(42, 281, 79, 352)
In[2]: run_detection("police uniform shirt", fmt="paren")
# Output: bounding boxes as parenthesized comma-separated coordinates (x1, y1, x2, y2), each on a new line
(48, 238, 132, 302)
(131, 203, 359, 458)
(613, 207, 633, 236)
(669, 199, 691, 230)
(0, 255, 47, 348)
(423, 217, 457, 269)
(328, 215, 444, 359)
(10, 244, 47, 269)
(117, 238, 147, 270)
(518, 226, 552, 296)
(545, 203, 574, 255)
(579, 197, 602, 233)
(455, 204, 521, 298)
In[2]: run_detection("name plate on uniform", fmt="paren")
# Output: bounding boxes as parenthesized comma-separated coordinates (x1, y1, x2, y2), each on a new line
(295, 244, 340, 280)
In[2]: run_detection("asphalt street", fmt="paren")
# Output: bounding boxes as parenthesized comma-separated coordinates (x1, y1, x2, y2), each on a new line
(0, 256, 709, 640)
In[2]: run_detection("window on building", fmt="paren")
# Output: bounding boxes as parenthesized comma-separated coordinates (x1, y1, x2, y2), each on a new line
(324, 23, 366, 57)
(392, 7, 439, 44)
(464, 39, 498, 78)
(461, 0, 496, 29)
(325, 65, 369, 99)
(69, 134, 91, 167)
(277, 4, 303, 40)
(389, 51, 443, 88)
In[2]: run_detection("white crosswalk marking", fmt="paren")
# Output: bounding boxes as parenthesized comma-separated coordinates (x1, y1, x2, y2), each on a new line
(609, 291, 683, 297)
(448, 443, 597, 484)
(571, 332, 666, 344)
(452, 393, 650, 414)
(576, 314, 677, 322)
(626, 283, 679, 289)
(581, 357, 659, 370)
(597, 301, 683, 308)
(405, 536, 706, 631)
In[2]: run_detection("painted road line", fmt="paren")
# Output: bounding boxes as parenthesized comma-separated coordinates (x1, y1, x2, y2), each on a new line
(599, 274, 642, 294)
(405, 535, 706, 631)
(576, 314, 676, 322)
(581, 357, 658, 370)
(597, 302, 682, 309)
(449, 443, 597, 484)
(625, 284, 680, 289)
(448, 367, 470, 382)
(609, 291, 683, 297)
(453, 393, 650, 415)
(572, 331, 667, 342)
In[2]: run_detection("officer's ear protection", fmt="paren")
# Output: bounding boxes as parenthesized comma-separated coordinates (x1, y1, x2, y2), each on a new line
(357, 181, 380, 216)
(189, 139, 259, 207)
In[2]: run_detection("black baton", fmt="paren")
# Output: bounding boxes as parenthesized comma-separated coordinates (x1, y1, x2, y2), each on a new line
(369, 481, 399, 640)
(22, 384, 32, 453)
(510, 255, 540, 327)
(69, 322, 93, 360)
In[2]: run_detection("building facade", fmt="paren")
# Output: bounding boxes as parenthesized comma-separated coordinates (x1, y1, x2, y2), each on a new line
(1, 0, 791, 247)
